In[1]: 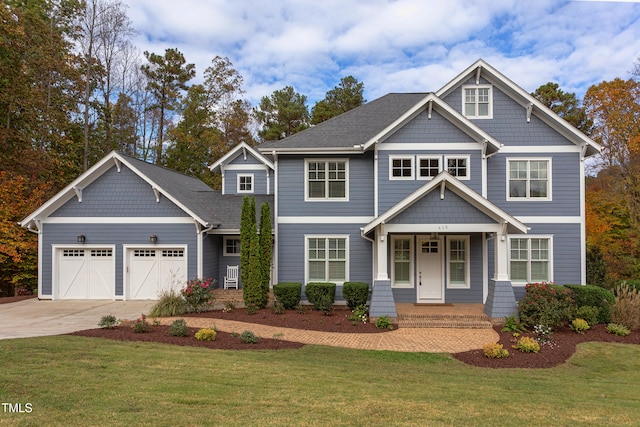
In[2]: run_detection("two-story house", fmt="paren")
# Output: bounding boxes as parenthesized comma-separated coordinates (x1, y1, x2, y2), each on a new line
(21, 59, 600, 319)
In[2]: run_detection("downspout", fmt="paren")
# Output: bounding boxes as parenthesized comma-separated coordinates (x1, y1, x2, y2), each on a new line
(360, 228, 375, 288)
(272, 151, 279, 284)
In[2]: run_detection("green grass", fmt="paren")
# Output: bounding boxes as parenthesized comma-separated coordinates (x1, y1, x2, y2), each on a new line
(1, 338, 639, 426)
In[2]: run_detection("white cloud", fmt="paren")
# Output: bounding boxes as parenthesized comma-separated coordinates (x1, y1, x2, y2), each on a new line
(121, 0, 640, 106)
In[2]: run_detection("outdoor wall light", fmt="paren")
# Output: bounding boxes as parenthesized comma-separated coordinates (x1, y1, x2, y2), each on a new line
(150, 235, 158, 244)
(77, 235, 86, 243)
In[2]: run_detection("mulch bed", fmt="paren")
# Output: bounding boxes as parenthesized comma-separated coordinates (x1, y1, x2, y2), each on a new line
(5, 296, 639, 368)
(0, 295, 37, 304)
(70, 325, 305, 350)
(454, 324, 640, 368)
(182, 305, 390, 333)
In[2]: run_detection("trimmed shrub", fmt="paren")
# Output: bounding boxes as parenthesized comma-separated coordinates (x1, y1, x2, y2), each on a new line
(518, 283, 573, 329)
(150, 288, 187, 317)
(375, 316, 394, 330)
(273, 282, 302, 309)
(572, 306, 600, 326)
(514, 336, 540, 353)
(611, 283, 640, 330)
(342, 282, 369, 309)
(195, 328, 217, 341)
(168, 319, 189, 337)
(305, 282, 336, 310)
(607, 323, 630, 336)
(483, 343, 509, 358)
(98, 314, 117, 329)
(238, 330, 260, 344)
(564, 284, 614, 323)
(571, 318, 590, 334)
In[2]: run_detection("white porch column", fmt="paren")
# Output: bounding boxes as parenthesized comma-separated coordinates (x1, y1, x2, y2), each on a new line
(494, 231, 510, 281)
(376, 224, 389, 280)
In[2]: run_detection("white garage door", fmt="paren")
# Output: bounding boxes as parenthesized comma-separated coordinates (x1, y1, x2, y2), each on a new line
(57, 248, 114, 299)
(128, 248, 186, 299)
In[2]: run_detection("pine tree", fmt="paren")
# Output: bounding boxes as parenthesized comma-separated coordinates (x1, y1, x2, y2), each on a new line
(259, 202, 273, 307)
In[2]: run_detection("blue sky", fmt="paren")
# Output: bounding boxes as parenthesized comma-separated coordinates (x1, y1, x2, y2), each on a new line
(122, 0, 640, 107)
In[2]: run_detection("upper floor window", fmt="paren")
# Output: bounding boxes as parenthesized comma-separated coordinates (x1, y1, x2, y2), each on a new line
(306, 160, 348, 201)
(445, 156, 470, 180)
(237, 174, 254, 193)
(507, 159, 551, 201)
(390, 156, 414, 180)
(417, 156, 441, 180)
(463, 85, 492, 119)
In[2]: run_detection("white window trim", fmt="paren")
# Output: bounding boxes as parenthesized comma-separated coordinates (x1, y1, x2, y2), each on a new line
(304, 234, 349, 285)
(446, 236, 470, 289)
(506, 158, 553, 201)
(304, 159, 349, 202)
(417, 155, 443, 181)
(237, 173, 254, 194)
(508, 235, 554, 286)
(391, 235, 413, 288)
(223, 237, 241, 257)
(444, 155, 471, 181)
(462, 84, 493, 119)
(389, 156, 414, 181)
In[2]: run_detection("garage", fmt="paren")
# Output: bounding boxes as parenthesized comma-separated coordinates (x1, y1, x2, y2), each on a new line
(127, 247, 187, 300)
(56, 247, 115, 299)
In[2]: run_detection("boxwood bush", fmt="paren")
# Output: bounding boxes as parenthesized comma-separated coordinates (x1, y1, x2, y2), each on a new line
(564, 284, 615, 324)
(273, 282, 302, 309)
(305, 282, 336, 310)
(342, 282, 369, 309)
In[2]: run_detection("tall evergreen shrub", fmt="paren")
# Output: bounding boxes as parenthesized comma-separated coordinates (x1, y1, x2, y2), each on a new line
(240, 196, 255, 291)
(259, 202, 273, 308)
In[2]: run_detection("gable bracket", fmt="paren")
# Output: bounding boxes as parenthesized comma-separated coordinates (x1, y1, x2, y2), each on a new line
(526, 103, 534, 123)
(113, 157, 122, 172)
(440, 181, 446, 200)
(427, 100, 433, 119)
(501, 221, 508, 240)
(152, 187, 160, 203)
(242, 146, 247, 160)
(475, 66, 482, 85)
(580, 144, 588, 160)
(73, 186, 82, 203)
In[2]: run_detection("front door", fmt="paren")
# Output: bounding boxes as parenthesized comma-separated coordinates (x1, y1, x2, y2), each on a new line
(417, 238, 444, 302)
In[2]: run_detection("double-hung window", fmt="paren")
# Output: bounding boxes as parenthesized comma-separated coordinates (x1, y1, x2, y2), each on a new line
(447, 236, 470, 288)
(306, 160, 348, 200)
(392, 236, 413, 287)
(224, 237, 240, 256)
(509, 237, 552, 284)
(390, 156, 414, 180)
(508, 159, 551, 200)
(445, 156, 470, 180)
(463, 85, 492, 119)
(307, 236, 348, 283)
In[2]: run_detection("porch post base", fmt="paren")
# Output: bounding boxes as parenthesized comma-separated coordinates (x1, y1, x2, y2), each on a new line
(369, 280, 397, 319)
(484, 279, 517, 319)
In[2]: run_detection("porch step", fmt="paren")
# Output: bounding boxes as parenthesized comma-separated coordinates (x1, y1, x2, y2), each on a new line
(397, 313, 493, 329)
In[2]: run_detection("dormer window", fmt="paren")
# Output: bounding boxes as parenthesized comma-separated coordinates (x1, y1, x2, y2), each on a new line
(463, 85, 492, 119)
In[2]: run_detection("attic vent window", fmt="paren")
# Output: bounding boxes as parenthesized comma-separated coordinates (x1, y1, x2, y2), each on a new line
(463, 85, 492, 119)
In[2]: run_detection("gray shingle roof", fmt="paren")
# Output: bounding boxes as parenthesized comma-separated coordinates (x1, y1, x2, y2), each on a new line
(122, 155, 272, 230)
(258, 93, 428, 150)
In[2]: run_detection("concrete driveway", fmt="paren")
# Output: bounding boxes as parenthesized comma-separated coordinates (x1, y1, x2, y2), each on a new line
(0, 299, 156, 340)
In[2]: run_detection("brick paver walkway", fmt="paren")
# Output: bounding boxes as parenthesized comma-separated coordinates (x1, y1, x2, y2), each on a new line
(160, 317, 499, 353)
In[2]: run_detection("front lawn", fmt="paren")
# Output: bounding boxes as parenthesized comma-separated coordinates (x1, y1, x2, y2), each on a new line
(0, 337, 638, 426)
